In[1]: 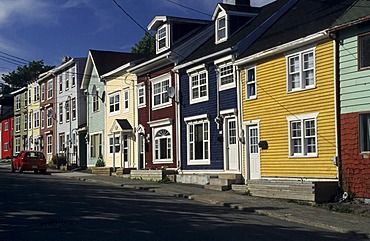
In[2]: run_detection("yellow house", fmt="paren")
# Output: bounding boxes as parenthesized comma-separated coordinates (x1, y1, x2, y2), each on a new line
(27, 81, 41, 151)
(236, 36, 338, 181)
(101, 63, 138, 169)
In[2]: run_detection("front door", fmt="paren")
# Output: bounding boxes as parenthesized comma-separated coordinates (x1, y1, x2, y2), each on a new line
(247, 125, 260, 179)
(225, 117, 238, 170)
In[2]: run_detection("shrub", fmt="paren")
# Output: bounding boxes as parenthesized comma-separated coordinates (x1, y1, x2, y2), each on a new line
(95, 155, 105, 167)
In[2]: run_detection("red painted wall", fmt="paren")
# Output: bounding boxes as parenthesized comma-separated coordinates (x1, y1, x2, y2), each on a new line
(340, 113, 370, 199)
(2, 117, 13, 159)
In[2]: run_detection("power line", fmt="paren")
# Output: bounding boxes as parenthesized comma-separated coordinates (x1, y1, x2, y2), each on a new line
(0, 50, 31, 63)
(112, 0, 149, 34)
(164, 0, 212, 17)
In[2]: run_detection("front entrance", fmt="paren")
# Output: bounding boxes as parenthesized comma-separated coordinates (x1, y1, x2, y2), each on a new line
(247, 124, 260, 179)
(225, 117, 238, 171)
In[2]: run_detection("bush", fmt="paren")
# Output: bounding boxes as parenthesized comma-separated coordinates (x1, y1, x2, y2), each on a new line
(95, 155, 105, 167)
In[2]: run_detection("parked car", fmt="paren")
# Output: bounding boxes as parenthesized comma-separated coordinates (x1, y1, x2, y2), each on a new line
(11, 151, 47, 174)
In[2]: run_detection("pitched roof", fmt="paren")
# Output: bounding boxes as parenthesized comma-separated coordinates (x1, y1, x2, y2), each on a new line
(238, 0, 357, 59)
(331, 0, 370, 29)
(89, 50, 144, 76)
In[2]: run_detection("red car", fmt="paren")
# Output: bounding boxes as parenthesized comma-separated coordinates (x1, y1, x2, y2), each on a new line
(11, 151, 47, 174)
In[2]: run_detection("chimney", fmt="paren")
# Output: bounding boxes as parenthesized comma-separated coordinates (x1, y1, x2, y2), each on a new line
(62, 56, 72, 64)
(222, 0, 250, 6)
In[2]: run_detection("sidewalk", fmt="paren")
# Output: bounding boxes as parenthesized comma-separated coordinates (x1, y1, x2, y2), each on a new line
(52, 171, 370, 239)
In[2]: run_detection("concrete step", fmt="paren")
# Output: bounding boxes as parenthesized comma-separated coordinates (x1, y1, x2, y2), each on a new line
(217, 174, 242, 181)
(209, 178, 237, 186)
(204, 184, 230, 191)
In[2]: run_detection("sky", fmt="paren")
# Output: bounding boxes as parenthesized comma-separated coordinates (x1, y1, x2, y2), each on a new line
(0, 0, 274, 78)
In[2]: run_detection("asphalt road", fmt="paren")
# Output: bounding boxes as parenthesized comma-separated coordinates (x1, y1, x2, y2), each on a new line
(0, 168, 365, 241)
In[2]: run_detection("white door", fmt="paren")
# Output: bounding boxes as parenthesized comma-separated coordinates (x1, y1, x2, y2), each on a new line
(226, 118, 238, 170)
(248, 125, 260, 179)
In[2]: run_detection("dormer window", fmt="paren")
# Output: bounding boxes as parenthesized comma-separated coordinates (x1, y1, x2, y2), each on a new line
(157, 25, 169, 53)
(217, 16, 226, 42)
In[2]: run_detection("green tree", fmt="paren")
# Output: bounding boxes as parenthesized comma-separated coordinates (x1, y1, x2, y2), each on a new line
(131, 32, 155, 55)
(1, 60, 54, 93)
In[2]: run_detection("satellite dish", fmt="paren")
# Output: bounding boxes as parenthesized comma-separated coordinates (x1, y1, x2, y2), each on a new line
(167, 86, 175, 99)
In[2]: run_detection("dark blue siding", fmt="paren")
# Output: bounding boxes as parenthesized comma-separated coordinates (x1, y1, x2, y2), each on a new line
(180, 64, 238, 171)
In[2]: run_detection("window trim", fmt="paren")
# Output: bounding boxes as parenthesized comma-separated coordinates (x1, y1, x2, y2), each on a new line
(215, 13, 228, 44)
(246, 66, 257, 100)
(41, 83, 45, 102)
(156, 24, 170, 53)
(33, 110, 40, 129)
(151, 73, 171, 110)
(108, 91, 120, 116)
(15, 137, 21, 153)
(123, 88, 129, 113)
(137, 84, 146, 108)
(187, 66, 209, 105)
(15, 95, 21, 110)
(287, 112, 319, 158)
(72, 97, 76, 120)
(152, 126, 173, 164)
(47, 79, 53, 99)
(92, 89, 100, 113)
(358, 32, 370, 70)
(108, 135, 120, 155)
(286, 47, 316, 93)
(47, 108, 53, 128)
(359, 113, 370, 153)
(47, 134, 53, 154)
(185, 116, 210, 165)
(216, 61, 235, 91)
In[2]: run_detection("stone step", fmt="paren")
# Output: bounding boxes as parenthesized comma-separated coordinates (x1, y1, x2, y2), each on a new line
(231, 184, 247, 194)
(204, 184, 230, 191)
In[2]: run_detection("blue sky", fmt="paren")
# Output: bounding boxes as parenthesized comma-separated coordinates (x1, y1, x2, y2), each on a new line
(0, 0, 273, 77)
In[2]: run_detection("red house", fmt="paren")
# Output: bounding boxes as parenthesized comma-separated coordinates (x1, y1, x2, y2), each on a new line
(1, 117, 13, 159)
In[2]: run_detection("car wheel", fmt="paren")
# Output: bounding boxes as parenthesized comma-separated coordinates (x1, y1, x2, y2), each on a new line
(40, 169, 47, 174)
(34, 170, 38, 174)
(18, 166, 23, 173)
(11, 161, 15, 173)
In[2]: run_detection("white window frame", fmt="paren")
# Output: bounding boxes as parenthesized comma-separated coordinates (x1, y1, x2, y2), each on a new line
(59, 75, 63, 93)
(47, 135, 53, 154)
(71, 66, 76, 87)
(59, 133, 65, 153)
(24, 114, 28, 130)
(185, 115, 210, 165)
(59, 103, 63, 124)
(41, 109, 45, 129)
(15, 95, 21, 110)
(47, 79, 53, 99)
(246, 66, 257, 100)
(4, 142, 8, 151)
(15, 137, 21, 153)
(65, 71, 69, 90)
(33, 110, 40, 129)
(286, 48, 316, 92)
(47, 108, 53, 128)
(72, 97, 76, 120)
(4, 121, 8, 131)
(287, 112, 318, 158)
(34, 85, 40, 102)
(152, 126, 172, 164)
(28, 89, 32, 105)
(151, 73, 171, 110)
(187, 65, 208, 104)
(65, 100, 70, 123)
(109, 135, 120, 155)
(108, 91, 120, 116)
(14, 114, 20, 132)
(156, 24, 169, 53)
(41, 83, 45, 102)
(216, 60, 235, 91)
(215, 12, 228, 44)
(24, 92, 28, 107)
(123, 88, 129, 113)
(92, 89, 100, 113)
(28, 112, 32, 130)
(137, 84, 146, 108)
(90, 132, 102, 159)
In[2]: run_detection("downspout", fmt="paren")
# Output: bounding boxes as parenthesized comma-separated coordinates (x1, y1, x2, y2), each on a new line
(215, 68, 221, 130)
(235, 65, 243, 174)
(174, 70, 181, 171)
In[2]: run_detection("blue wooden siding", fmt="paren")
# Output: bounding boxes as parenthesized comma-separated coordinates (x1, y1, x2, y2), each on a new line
(180, 64, 238, 170)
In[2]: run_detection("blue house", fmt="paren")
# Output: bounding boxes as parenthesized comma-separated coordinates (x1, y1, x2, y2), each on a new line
(174, 0, 298, 188)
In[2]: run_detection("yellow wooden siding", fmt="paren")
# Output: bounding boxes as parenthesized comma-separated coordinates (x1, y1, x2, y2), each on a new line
(241, 41, 337, 178)
(105, 73, 137, 168)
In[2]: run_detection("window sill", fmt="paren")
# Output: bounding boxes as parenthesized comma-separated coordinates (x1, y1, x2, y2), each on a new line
(153, 159, 173, 164)
(219, 83, 236, 91)
(289, 154, 318, 158)
(287, 86, 316, 93)
(190, 97, 208, 105)
(187, 160, 210, 165)
(246, 96, 257, 101)
(152, 102, 172, 111)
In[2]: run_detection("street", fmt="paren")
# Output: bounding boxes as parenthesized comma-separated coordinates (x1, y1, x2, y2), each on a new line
(0, 168, 365, 241)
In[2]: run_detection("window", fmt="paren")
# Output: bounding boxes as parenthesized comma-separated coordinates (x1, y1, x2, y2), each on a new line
(93, 90, 99, 112)
(24, 92, 28, 107)
(15, 137, 20, 153)
(15, 95, 21, 110)
(47, 135, 53, 154)
(4, 142, 8, 151)
(218, 63, 234, 90)
(359, 33, 370, 69)
(24, 114, 28, 130)
(59, 134, 65, 153)
(137, 85, 146, 107)
(109, 92, 120, 114)
(90, 133, 102, 158)
(185, 116, 210, 165)
(65, 72, 69, 90)
(157, 25, 168, 52)
(34, 85, 40, 102)
(47, 80, 53, 99)
(359, 113, 370, 152)
(33, 111, 40, 128)
(246, 67, 256, 100)
(72, 98, 76, 120)
(59, 103, 63, 123)
(109, 136, 120, 154)
(28, 113, 32, 130)
(152, 75, 170, 108)
(189, 69, 208, 104)
(287, 49, 315, 92)
(154, 129, 172, 163)
(41, 110, 45, 129)
(124, 88, 129, 112)
(65, 100, 70, 122)
(34, 137, 40, 151)
(41, 83, 45, 101)
(28, 89, 32, 105)
(15, 114, 20, 132)
(4, 121, 8, 131)
(47, 108, 53, 127)
(287, 113, 318, 157)
(59, 75, 63, 93)
(216, 15, 227, 43)
(71, 66, 76, 87)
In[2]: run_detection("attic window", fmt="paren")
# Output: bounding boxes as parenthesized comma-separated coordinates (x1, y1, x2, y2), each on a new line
(157, 25, 169, 53)
(216, 15, 227, 43)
